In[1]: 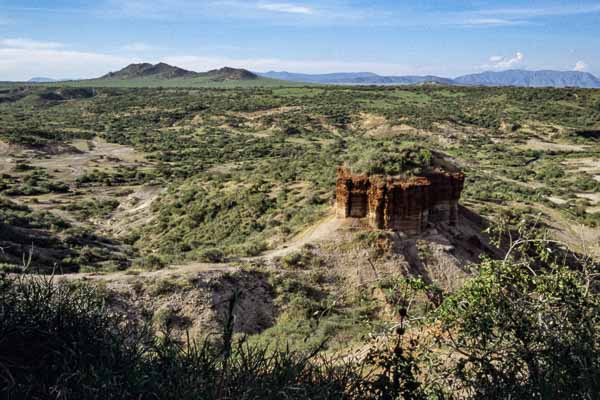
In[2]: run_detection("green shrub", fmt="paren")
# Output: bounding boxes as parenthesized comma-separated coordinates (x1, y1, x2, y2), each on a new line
(61, 198, 120, 219)
(199, 248, 225, 263)
(0, 275, 375, 399)
(432, 219, 600, 399)
(132, 254, 166, 270)
(347, 144, 434, 176)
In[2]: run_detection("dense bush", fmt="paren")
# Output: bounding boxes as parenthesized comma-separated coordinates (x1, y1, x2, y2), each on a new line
(61, 198, 120, 220)
(0, 275, 371, 399)
(435, 259, 599, 399)
(429, 219, 600, 399)
(347, 144, 434, 176)
(1, 217, 598, 399)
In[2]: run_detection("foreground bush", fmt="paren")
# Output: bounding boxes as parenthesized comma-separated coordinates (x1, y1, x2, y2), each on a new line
(1, 220, 598, 399)
(434, 259, 600, 400)
(429, 218, 600, 400)
(0, 275, 373, 399)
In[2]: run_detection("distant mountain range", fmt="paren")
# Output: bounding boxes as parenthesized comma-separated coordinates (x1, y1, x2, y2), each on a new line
(23, 64, 600, 88)
(259, 69, 600, 88)
(21, 64, 260, 86)
(28, 77, 58, 83)
(258, 71, 453, 85)
(453, 70, 600, 88)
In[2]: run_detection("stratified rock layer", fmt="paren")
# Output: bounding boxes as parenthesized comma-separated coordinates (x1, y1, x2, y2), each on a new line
(335, 167, 464, 235)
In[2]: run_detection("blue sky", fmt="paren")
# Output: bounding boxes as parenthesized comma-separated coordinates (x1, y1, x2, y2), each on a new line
(0, 0, 599, 80)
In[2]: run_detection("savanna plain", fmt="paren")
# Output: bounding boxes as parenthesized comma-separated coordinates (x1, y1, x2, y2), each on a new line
(1, 82, 599, 399)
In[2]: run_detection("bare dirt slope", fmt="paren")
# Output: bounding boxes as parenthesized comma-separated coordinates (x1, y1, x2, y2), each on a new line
(48, 208, 496, 339)
(60, 206, 495, 287)
(100, 268, 275, 338)
(261, 214, 343, 259)
(100, 185, 164, 237)
(58, 213, 343, 282)
(28, 138, 147, 182)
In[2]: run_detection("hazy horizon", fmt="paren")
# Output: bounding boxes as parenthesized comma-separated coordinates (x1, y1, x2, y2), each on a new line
(13, 64, 600, 84)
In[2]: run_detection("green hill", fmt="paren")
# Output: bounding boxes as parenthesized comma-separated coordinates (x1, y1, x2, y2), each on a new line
(100, 62, 198, 80)
(52, 63, 303, 88)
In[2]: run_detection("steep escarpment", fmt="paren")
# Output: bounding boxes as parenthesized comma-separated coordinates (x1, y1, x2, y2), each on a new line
(336, 166, 465, 235)
(101, 269, 275, 338)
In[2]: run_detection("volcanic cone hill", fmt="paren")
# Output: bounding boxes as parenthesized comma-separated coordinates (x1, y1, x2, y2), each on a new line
(100, 63, 259, 82)
(101, 63, 198, 80)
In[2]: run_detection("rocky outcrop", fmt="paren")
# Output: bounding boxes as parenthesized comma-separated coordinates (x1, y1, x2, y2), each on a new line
(336, 167, 464, 235)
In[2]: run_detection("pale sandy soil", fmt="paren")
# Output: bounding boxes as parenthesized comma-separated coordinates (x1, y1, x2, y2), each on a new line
(494, 174, 545, 189)
(562, 157, 600, 167)
(56, 262, 237, 282)
(547, 196, 568, 205)
(0, 139, 10, 156)
(28, 137, 147, 182)
(575, 192, 600, 214)
(261, 214, 343, 259)
(100, 185, 164, 237)
(533, 203, 600, 258)
(520, 139, 589, 152)
(576, 193, 600, 204)
(235, 106, 304, 120)
(54, 213, 344, 281)
(518, 121, 572, 142)
(562, 158, 600, 180)
(247, 130, 273, 138)
(562, 159, 600, 211)
(0, 140, 18, 173)
(6, 137, 154, 231)
(356, 113, 422, 138)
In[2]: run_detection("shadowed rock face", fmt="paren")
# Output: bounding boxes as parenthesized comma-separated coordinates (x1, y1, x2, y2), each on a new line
(335, 167, 464, 235)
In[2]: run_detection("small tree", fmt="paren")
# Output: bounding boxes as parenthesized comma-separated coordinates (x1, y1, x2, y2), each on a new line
(433, 216, 599, 399)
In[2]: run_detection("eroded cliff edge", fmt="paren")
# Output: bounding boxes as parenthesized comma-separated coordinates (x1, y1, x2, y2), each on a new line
(335, 166, 465, 235)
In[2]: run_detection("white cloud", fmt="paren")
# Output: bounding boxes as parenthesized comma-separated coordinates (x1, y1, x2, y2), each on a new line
(0, 38, 65, 50)
(256, 2, 314, 15)
(103, 0, 368, 25)
(121, 42, 158, 52)
(105, 0, 190, 19)
(0, 36, 443, 80)
(0, 48, 134, 81)
(574, 60, 588, 72)
(0, 37, 437, 80)
(461, 18, 521, 27)
(454, 4, 600, 29)
(477, 4, 600, 18)
(107, 0, 317, 18)
(481, 52, 525, 70)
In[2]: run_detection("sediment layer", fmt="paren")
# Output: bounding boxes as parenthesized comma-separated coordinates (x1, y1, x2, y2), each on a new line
(335, 167, 464, 235)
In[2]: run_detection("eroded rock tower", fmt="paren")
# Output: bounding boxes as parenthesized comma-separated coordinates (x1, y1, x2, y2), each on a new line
(335, 155, 465, 235)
